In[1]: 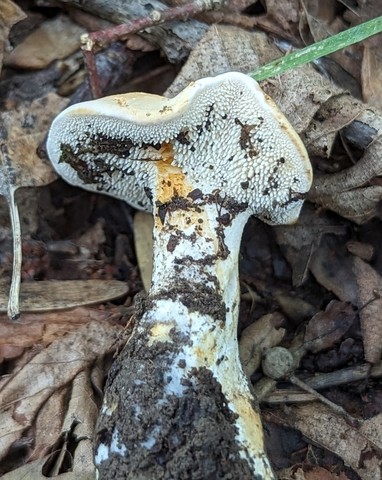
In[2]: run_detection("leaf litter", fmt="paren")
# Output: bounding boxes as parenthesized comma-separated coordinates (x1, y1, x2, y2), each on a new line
(0, 0, 382, 478)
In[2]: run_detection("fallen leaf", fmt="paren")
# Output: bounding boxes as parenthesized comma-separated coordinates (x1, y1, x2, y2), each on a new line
(303, 95, 363, 158)
(28, 387, 67, 462)
(0, 93, 67, 188)
(301, 0, 337, 43)
(0, 306, 125, 366)
(165, 25, 280, 98)
(313, 186, 382, 225)
(0, 320, 123, 463)
(239, 312, 285, 377)
(362, 46, 382, 112)
(6, 15, 86, 70)
(267, 403, 382, 480)
(308, 107, 382, 224)
(134, 211, 153, 291)
(263, 0, 301, 39)
(304, 300, 356, 354)
(40, 371, 97, 476)
(346, 240, 374, 261)
(1, 455, 94, 480)
(360, 413, 382, 449)
(274, 293, 317, 324)
(353, 257, 382, 364)
(274, 204, 348, 287)
(301, 0, 361, 82)
(0, 279, 129, 313)
(278, 465, 351, 480)
(0, 0, 26, 74)
(309, 236, 358, 303)
(76, 219, 106, 258)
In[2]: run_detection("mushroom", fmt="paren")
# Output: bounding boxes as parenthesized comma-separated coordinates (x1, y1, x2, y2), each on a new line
(47, 72, 312, 479)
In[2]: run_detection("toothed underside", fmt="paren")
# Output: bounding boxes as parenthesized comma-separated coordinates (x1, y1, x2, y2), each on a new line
(47, 72, 312, 225)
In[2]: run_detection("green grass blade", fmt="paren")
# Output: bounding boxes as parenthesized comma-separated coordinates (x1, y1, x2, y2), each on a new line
(251, 16, 382, 81)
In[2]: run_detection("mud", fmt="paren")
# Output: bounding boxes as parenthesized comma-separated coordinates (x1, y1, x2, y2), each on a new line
(95, 327, 259, 479)
(141, 281, 226, 324)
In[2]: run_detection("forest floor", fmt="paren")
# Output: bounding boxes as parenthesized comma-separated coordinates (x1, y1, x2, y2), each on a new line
(1, 1, 382, 479)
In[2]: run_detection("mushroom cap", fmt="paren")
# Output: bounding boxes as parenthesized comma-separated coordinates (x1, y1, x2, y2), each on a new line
(47, 72, 312, 224)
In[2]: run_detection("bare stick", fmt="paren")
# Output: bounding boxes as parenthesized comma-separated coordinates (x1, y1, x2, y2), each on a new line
(7, 187, 21, 320)
(81, 0, 223, 97)
(82, 0, 222, 51)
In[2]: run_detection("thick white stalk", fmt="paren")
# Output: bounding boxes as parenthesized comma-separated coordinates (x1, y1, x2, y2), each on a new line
(95, 165, 274, 479)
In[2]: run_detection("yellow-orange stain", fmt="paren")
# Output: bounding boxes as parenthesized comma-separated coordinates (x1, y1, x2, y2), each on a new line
(156, 142, 193, 203)
(148, 322, 175, 346)
(232, 393, 266, 454)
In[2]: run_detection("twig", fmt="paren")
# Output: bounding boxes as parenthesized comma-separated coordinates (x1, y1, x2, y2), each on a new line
(7, 187, 21, 320)
(81, 0, 224, 97)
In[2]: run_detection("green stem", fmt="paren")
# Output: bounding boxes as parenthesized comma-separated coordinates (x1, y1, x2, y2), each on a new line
(251, 16, 382, 81)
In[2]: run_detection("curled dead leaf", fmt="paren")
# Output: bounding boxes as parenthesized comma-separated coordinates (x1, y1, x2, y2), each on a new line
(353, 257, 382, 364)
(267, 403, 382, 480)
(304, 300, 356, 354)
(239, 312, 286, 377)
(0, 320, 123, 466)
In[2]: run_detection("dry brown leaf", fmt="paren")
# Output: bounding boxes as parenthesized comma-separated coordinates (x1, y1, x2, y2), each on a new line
(346, 241, 374, 262)
(40, 371, 97, 476)
(0, 0, 26, 74)
(303, 95, 363, 158)
(274, 205, 347, 287)
(308, 106, 382, 224)
(0, 279, 129, 313)
(313, 186, 382, 225)
(301, 0, 361, 82)
(76, 219, 106, 258)
(362, 46, 382, 112)
(62, 371, 97, 474)
(353, 257, 382, 364)
(274, 294, 316, 324)
(304, 300, 356, 353)
(360, 413, 382, 449)
(239, 312, 286, 377)
(6, 15, 86, 70)
(263, 0, 301, 38)
(301, 0, 338, 45)
(134, 211, 153, 291)
(0, 344, 23, 363)
(0, 306, 122, 358)
(28, 387, 67, 462)
(0, 320, 123, 462)
(1, 455, 94, 480)
(279, 465, 351, 480)
(309, 236, 358, 303)
(0, 93, 67, 189)
(165, 25, 280, 98)
(267, 403, 382, 480)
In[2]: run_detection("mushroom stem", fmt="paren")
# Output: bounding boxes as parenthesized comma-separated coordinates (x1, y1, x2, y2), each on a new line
(47, 71, 312, 479)
(95, 164, 274, 479)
